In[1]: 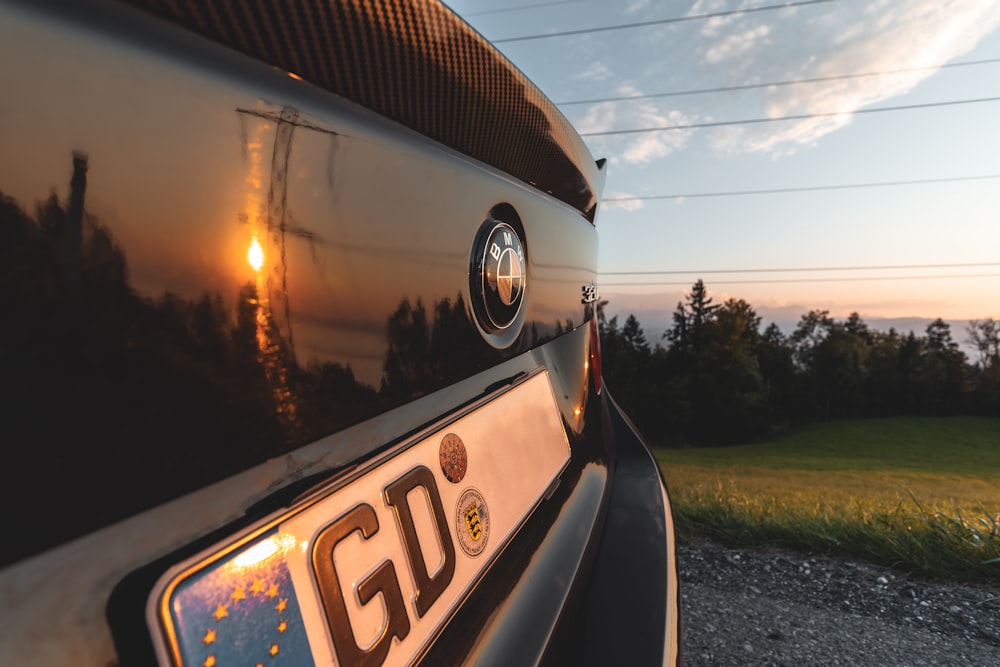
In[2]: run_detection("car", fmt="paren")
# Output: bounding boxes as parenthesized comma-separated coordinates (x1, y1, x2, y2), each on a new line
(0, 0, 681, 665)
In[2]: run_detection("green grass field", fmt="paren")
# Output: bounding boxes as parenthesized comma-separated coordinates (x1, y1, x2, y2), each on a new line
(654, 417, 1000, 585)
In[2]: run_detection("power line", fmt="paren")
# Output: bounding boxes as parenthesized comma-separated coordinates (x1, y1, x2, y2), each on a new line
(601, 174, 1000, 202)
(601, 262, 1000, 276)
(492, 0, 836, 43)
(557, 58, 1000, 106)
(463, 0, 585, 18)
(599, 273, 1000, 287)
(580, 96, 1000, 136)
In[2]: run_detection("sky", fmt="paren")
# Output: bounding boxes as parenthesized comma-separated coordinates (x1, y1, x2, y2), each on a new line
(450, 0, 1000, 341)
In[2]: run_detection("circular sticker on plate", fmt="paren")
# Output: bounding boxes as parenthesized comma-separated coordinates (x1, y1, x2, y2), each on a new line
(439, 433, 468, 484)
(455, 488, 490, 557)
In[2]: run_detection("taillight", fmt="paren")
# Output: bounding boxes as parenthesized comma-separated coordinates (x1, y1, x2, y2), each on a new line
(589, 316, 603, 395)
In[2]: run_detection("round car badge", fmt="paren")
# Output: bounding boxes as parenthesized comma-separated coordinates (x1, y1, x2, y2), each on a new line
(455, 488, 490, 557)
(471, 215, 527, 338)
(439, 433, 468, 484)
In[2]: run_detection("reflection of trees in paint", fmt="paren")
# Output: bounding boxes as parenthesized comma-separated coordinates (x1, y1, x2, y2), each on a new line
(376, 293, 570, 402)
(0, 184, 507, 565)
(381, 295, 494, 400)
(1, 155, 567, 565)
(0, 179, 379, 565)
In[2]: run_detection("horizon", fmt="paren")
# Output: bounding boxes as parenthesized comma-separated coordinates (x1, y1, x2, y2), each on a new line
(601, 286, 986, 357)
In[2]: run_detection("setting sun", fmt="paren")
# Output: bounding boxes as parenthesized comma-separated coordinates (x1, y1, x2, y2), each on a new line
(248, 236, 264, 271)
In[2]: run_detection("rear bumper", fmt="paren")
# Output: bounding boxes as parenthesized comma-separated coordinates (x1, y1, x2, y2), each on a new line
(417, 382, 683, 667)
(577, 393, 682, 667)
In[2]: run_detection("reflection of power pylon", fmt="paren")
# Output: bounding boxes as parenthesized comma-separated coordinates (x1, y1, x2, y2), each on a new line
(237, 105, 341, 356)
(268, 105, 298, 357)
(235, 105, 342, 444)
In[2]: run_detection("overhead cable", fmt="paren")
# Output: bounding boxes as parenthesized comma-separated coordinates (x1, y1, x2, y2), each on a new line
(492, 0, 836, 43)
(601, 174, 1000, 202)
(557, 58, 1000, 106)
(599, 274, 1000, 287)
(463, 0, 585, 18)
(580, 96, 1000, 136)
(601, 262, 1000, 276)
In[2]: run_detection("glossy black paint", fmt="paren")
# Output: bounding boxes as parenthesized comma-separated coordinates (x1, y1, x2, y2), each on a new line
(1, 0, 596, 565)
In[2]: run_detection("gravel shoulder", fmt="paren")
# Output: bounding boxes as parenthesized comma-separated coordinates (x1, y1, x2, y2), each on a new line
(677, 537, 1000, 666)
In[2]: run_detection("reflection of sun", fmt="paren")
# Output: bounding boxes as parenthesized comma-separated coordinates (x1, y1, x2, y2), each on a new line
(230, 533, 297, 570)
(248, 236, 264, 272)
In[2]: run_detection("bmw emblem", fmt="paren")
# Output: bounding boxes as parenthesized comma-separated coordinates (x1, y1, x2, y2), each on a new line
(471, 207, 527, 345)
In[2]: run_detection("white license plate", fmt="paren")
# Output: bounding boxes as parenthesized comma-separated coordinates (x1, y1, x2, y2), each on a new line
(147, 370, 570, 667)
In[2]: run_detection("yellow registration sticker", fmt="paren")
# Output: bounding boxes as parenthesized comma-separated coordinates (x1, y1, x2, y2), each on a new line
(148, 371, 570, 667)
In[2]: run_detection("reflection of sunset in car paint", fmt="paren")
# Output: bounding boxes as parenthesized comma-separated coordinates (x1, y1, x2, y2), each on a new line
(0, 6, 597, 387)
(247, 237, 264, 272)
(242, 117, 302, 437)
(244, 120, 268, 277)
(254, 286, 300, 433)
(0, 16, 590, 387)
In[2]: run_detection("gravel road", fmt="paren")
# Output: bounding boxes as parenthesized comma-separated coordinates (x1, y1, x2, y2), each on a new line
(677, 538, 1000, 666)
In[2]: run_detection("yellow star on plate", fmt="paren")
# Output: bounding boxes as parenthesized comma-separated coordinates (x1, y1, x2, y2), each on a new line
(250, 579, 266, 595)
(212, 604, 229, 621)
(231, 586, 246, 603)
(275, 598, 288, 613)
(277, 620, 288, 634)
(270, 643, 279, 656)
(203, 656, 216, 667)
(266, 584, 279, 599)
(202, 629, 217, 646)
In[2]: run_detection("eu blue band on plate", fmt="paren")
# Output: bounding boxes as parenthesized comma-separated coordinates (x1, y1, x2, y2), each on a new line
(168, 528, 316, 667)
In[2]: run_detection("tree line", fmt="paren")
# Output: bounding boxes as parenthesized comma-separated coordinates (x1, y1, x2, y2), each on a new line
(599, 280, 1000, 446)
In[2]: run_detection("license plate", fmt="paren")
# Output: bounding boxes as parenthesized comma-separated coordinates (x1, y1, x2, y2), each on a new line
(147, 371, 570, 667)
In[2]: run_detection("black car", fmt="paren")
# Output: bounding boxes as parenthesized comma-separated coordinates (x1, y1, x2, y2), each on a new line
(0, 1, 681, 665)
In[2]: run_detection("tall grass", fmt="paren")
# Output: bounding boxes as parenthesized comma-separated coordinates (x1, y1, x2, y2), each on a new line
(654, 417, 1000, 584)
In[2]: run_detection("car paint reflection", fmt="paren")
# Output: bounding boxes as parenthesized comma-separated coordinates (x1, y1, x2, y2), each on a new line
(0, 2, 596, 567)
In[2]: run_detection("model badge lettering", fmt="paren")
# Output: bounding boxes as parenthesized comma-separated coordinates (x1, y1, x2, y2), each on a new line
(311, 467, 456, 667)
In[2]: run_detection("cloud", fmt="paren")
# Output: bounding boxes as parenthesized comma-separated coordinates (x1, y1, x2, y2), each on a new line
(601, 193, 645, 211)
(687, 0, 730, 20)
(574, 84, 695, 165)
(705, 0, 1000, 155)
(704, 24, 771, 63)
(696, 2, 754, 39)
(625, 0, 655, 14)
(619, 113, 692, 164)
(574, 62, 613, 82)
(574, 100, 619, 136)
